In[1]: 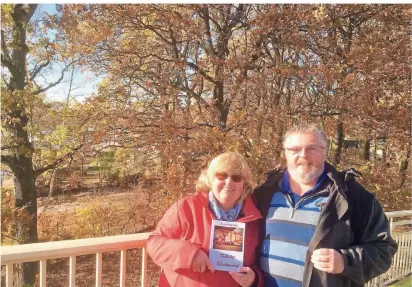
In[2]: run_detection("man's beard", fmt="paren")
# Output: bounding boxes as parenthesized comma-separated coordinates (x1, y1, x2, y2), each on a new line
(289, 164, 324, 185)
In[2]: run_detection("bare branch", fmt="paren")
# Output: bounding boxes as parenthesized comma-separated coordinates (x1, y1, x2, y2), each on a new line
(34, 142, 83, 177)
(31, 60, 76, 95)
(1, 74, 11, 89)
(37, 168, 57, 218)
(1, 155, 14, 165)
(29, 59, 50, 81)
(1, 233, 22, 244)
(170, 81, 210, 107)
(197, 7, 216, 56)
(1, 30, 16, 76)
(185, 61, 217, 85)
(27, 4, 38, 22)
(1, 46, 18, 79)
(65, 64, 76, 106)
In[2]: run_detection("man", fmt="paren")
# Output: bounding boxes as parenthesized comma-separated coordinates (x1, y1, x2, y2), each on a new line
(253, 123, 397, 287)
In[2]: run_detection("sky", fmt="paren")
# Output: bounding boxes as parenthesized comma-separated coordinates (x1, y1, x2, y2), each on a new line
(32, 4, 102, 103)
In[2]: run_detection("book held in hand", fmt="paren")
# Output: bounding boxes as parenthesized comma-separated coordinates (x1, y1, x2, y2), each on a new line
(209, 219, 245, 272)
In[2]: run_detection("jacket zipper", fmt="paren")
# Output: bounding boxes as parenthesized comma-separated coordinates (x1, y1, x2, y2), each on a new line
(283, 193, 296, 218)
(290, 191, 329, 219)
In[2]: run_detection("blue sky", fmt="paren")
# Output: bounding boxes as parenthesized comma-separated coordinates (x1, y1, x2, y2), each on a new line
(32, 4, 101, 103)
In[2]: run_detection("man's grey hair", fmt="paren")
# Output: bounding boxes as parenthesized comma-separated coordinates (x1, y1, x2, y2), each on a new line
(283, 123, 328, 148)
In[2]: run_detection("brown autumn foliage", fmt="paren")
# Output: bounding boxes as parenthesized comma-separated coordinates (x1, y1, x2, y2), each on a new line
(1, 4, 410, 286)
(52, 3, 410, 205)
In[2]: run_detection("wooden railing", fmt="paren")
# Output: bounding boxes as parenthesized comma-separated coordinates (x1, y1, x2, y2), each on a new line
(1, 233, 151, 287)
(1, 211, 411, 287)
(366, 210, 412, 287)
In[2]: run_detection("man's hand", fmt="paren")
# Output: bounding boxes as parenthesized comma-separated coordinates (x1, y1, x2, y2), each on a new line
(191, 249, 215, 273)
(311, 248, 345, 274)
(229, 267, 255, 287)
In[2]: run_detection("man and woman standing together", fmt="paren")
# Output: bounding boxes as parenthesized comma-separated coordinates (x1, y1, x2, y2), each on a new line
(146, 123, 398, 287)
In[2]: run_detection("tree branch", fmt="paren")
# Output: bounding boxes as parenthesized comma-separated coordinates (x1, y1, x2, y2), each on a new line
(1, 74, 11, 89)
(27, 4, 38, 22)
(2, 233, 22, 244)
(29, 59, 50, 81)
(1, 155, 15, 167)
(197, 7, 216, 56)
(170, 81, 210, 107)
(34, 142, 84, 177)
(1, 30, 18, 78)
(1, 30, 15, 71)
(31, 60, 76, 95)
(185, 61, 217, 85)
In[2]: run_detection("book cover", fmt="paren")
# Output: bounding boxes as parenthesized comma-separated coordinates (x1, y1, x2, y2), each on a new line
(209, 219, 245, 272)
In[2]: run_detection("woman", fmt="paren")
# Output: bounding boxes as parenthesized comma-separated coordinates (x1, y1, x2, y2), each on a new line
(147, 152, 263, 287)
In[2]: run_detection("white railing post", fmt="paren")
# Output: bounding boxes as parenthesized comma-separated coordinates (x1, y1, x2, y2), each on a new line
(96, 252, 102, 287)
(1, 233, 151, 287)
(141, 247, 148, 287)
(6, 263, 13, 287)
(1, 215, 411, 287)
(408, 232, 412, 274)
(69, 255, 76, 287)
(40, 259, 47, 287)
(120, 249, 126, 287)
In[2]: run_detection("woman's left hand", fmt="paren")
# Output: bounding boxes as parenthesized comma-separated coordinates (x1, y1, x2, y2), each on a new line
(229, 267, 255, 287)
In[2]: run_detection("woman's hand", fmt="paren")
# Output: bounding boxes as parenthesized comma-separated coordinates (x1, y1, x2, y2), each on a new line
(191, 249, 215, 273)
(229, 267, 255, 287)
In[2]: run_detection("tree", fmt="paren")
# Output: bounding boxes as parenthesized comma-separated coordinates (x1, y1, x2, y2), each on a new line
(1, 4, 86, 284)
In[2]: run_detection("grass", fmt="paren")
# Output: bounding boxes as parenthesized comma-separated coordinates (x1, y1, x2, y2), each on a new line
(389, 276, 412, 287)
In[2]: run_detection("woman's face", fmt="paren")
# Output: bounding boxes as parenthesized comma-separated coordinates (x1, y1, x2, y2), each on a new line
(210, 171, 244, 211)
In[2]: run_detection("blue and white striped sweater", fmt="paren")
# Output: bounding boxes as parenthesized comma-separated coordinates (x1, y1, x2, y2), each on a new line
(261, 172, 329, 287)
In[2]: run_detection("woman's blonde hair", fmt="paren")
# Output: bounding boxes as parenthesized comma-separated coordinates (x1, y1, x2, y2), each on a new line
(196, 152, 253, 204)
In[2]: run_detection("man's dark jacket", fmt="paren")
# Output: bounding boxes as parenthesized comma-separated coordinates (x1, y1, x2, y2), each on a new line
(253, 162, 398, 287)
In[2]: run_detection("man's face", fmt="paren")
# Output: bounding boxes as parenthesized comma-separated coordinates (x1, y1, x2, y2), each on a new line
(284, 132, 326, 185)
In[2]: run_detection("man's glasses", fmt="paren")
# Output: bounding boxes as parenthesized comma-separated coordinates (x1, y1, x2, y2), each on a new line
(215, 172, 244, 183)
(285, 145, 325, 155)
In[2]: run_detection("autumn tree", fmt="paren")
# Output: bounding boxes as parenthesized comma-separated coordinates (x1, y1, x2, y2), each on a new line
(43, 3, 411, 211)
(1, 4, 87, 284)
(55, 4, 409, 200)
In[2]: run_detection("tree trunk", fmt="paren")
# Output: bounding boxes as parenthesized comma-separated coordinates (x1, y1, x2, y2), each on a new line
(400, 108, 412, 187)
(2, 5, 39, 285)
(400, 141, 411, 187)
(213, 80, 229, 130)
(333, 117, 344, 166)
(361, 138, 371, 161)
(13, 158, 38, 285)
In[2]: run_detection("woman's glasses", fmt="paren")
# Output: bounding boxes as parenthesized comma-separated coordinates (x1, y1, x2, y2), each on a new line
(215, 172, 244, 183)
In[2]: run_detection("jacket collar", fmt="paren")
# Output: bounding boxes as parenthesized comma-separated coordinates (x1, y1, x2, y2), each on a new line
(263, 162, 349, 220)
(324, 162, 349, 220)
(195, 192, 262, 222)
(261, 166, 284, 187)
(307, 162, 350, 255)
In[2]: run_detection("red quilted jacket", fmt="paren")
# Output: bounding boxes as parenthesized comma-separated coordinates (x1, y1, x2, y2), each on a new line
(147, 192, 263, 287)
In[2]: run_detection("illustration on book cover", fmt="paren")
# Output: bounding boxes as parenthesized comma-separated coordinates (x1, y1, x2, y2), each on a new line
(209, 220, 245, 272)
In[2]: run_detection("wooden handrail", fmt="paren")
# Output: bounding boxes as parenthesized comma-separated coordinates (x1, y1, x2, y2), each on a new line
(1, 233, 151, 264)
(385, 210, 412, 218)
(1, 210, 410, 287)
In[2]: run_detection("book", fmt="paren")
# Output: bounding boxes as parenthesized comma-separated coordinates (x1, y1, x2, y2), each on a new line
(209, 219, 245, 272)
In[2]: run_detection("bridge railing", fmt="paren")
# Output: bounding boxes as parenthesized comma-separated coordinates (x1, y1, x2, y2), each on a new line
(1, 211, 411, 287)
(1, 233, 150, 287)
(366, 210, 412, 287)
